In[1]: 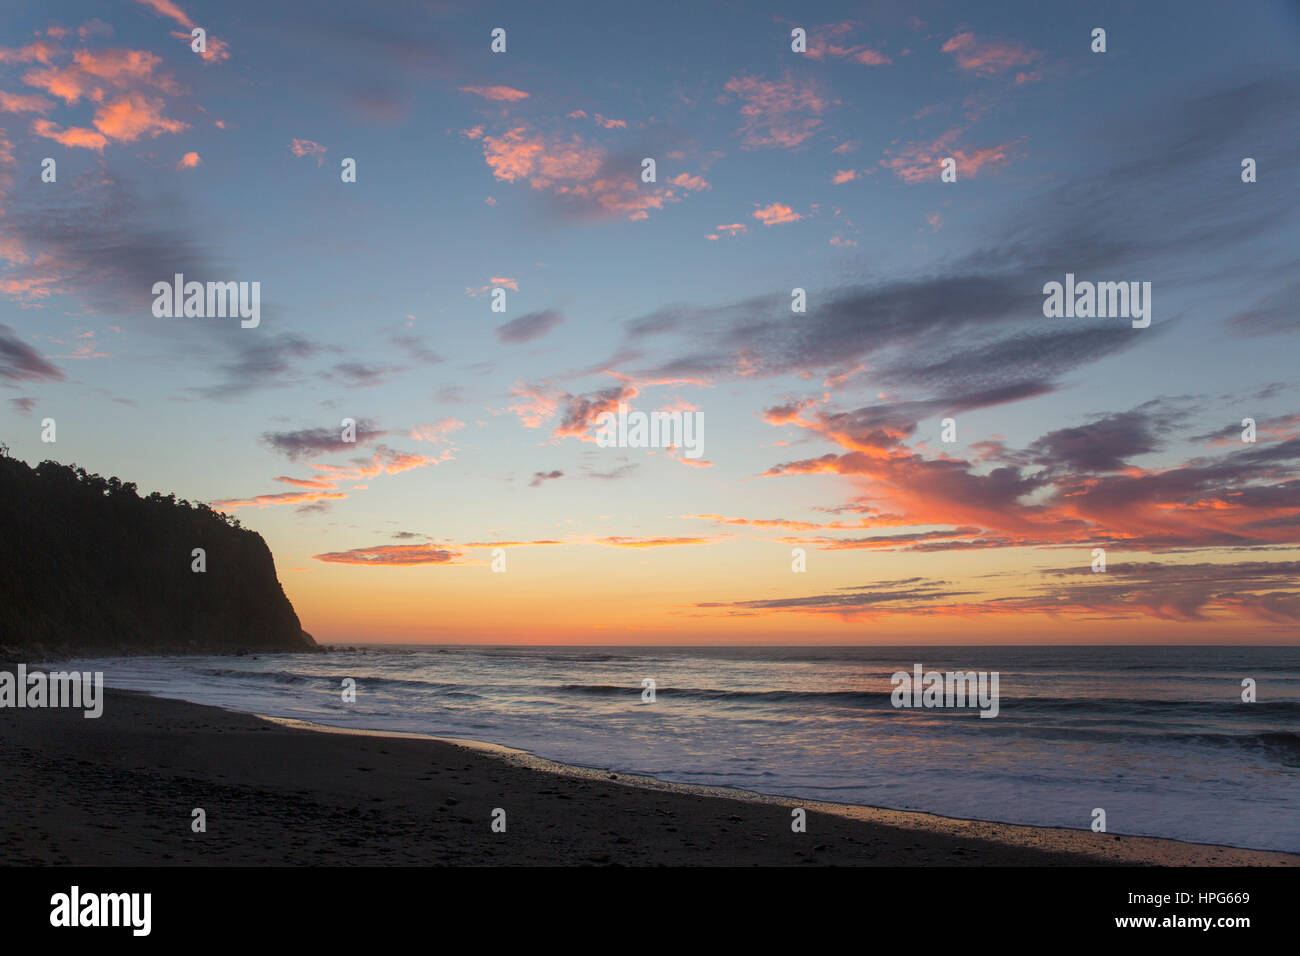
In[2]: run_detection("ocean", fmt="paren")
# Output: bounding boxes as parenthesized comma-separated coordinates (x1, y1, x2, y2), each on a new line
(61, 644, 1300, 852)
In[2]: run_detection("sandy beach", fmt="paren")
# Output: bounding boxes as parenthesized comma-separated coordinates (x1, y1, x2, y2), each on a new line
(0, 689, 1293, 867)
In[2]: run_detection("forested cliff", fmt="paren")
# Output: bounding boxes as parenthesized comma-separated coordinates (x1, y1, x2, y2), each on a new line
(0, 452, 316, 658)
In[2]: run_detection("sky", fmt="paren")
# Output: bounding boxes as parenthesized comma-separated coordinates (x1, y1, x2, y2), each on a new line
(1, 0, 1298, 644)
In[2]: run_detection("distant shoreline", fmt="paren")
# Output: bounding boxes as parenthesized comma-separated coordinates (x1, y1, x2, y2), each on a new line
(2, 688, 1294, 867)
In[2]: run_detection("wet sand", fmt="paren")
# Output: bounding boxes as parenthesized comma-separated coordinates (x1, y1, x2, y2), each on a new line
(2, 689, 1294, 866)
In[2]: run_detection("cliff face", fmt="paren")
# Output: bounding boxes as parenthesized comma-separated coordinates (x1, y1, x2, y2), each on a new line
(0, 455, 316, 657)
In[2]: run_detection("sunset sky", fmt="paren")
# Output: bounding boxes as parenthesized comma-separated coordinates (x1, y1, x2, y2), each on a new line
(1, 0, 1298, 644)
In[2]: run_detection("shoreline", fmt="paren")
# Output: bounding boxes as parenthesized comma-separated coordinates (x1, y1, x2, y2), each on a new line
(259, 712, 1299, 863)
(1, 688, 1295, 866)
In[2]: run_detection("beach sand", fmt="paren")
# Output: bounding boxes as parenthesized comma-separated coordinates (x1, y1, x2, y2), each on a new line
(1, 689, 1294, 867)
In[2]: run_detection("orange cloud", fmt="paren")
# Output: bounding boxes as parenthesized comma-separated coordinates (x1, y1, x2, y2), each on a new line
(466, 276, 518, 296)
(218, 446, 442, 510)
(213, 490, 346, 509)
(831, 168, 858, 185)
(753, 202, 802, 226)
(313, 544, 462, 566)
(177, 150, 200, 168)
(92, 93, 187, 141)
(136, 0, 194, 26)
(138, 0, 231, 61)
(289, 138, 326, 165)
(30, 118, 108, 151)
(686, 514, 858, 532)
(460, 85, 529, 102)
(24, 49, 179, 105)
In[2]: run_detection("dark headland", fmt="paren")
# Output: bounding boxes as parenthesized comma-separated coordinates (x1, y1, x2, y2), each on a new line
(0, 453, 315, 659)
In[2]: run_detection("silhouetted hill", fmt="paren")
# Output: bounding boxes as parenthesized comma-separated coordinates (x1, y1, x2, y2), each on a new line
(0, 453, 316, 658)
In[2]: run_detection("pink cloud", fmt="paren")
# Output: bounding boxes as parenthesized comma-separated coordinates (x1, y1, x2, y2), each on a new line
(0, 42, 57, 65)
(804, 24, 892, 66)
(753, 202, 802, 226)
(177, 150, 200, 169)
(473, 124, 683, 221)
(137, 0, 231, 62)
(289, 138, 327, 165)
(409, 418, 466, 442)
(508, 383, 564, 428)
(669, 172, 709, 191)
(831, 169, 858, 185)
(465, 276, 518, 296)
(724, 72, 831, 149)
(0, 91, 53, 114)
(880, 127, 1024, 182)
(479, 126, 548, 182)
(941, 32, 1040, 75)
(711, 223, 747, 239)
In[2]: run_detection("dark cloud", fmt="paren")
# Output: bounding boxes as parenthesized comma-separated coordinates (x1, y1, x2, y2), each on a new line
(201, 332, 323, 399)
(1019, 560, 1300, 623)
(261, 421, 387, 461)
(388, 333, 444, 365)
(329, 361, 406, 388)
(497, 309, 565, 344)
(0, 325, 63, 382)
(615, 74, 1299, 395)
(1, 165, 326, 400)
(1026, 410, 1165, 473)
(528, 469, 564, 487)
(698, 578, 975, 613)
